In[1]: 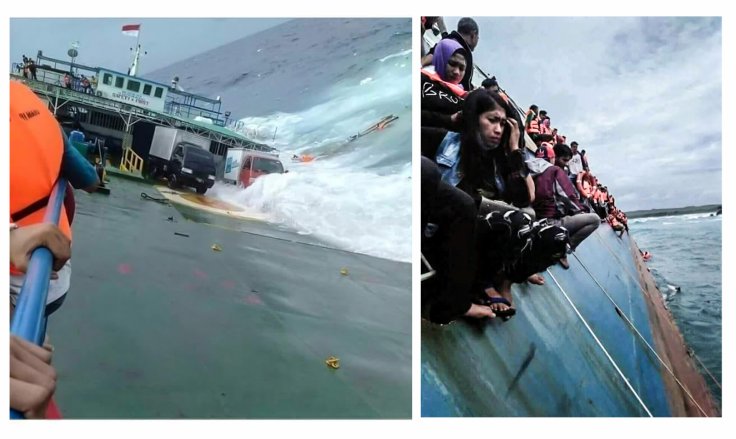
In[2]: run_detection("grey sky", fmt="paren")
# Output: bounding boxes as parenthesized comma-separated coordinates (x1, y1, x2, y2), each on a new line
(10, 18, 289, 75)
(445, 17, 722, 211)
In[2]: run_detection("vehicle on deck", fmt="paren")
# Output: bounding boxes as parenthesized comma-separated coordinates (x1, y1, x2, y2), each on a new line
(224, 148, 284, 188)
(147, 126, 216, 194)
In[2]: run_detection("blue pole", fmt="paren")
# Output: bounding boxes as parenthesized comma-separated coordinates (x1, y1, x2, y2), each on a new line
(10, 178, 68, 419)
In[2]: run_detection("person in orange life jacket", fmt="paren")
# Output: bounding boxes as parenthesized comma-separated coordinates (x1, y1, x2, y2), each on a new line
(525, 104, 539, 137)
(423, 17, 479, 91)
(10, 332, 59, 419)
(421, 39, 468, 158)
(9, 81, 99, 319)
(435, 89, 536, 317)
(532, 143, 600, 269)
(538, 110, 548, 127)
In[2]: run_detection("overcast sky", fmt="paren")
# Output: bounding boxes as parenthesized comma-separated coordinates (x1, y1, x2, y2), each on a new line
(9, 18, 289, 75)
(443, 17, 722, 212)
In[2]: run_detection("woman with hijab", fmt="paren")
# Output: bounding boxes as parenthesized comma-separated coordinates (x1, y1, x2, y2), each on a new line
(421, 39, 469, 159)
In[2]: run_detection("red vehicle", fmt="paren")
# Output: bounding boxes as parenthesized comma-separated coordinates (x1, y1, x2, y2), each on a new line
(241, 153, 285, 187)
(225, 149, 285, 188)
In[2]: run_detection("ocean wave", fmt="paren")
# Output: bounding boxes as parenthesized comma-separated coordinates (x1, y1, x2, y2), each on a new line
(379, 48, 412, 63)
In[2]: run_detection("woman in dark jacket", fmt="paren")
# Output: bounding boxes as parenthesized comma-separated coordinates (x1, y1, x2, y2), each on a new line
(434, 89, 540, 319)
(420, 39, 468, 159)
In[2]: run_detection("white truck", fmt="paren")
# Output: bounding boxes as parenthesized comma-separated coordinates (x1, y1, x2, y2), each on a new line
(224, 148, 284, 188)
(147, 126, 217, 194)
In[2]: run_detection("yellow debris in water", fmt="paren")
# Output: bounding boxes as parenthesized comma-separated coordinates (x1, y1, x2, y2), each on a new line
(340, 268, 349, 276)
(211, 244, 222, 252)
(325, 356, 340, 369)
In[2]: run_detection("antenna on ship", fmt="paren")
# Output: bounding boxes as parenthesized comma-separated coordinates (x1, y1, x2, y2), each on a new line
(67, 41, 79, 75)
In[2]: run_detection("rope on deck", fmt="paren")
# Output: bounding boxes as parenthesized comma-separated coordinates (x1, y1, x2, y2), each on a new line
(140, 192, 169, 204)
(571, 251, 710, 417)
(594, 231, 723, 394)
(546, 269, 653, 417)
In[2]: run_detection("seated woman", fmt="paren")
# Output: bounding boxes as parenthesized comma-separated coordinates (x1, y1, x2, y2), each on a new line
(421, 39, 468, 159)
(421, 157, 495, 324)
(435, 89, 543, 318)
(532, 143, 600, 268)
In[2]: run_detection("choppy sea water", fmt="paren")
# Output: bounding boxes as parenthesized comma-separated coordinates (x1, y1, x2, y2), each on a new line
(150, 18, 412, 262)
(629, 213, 722, 406)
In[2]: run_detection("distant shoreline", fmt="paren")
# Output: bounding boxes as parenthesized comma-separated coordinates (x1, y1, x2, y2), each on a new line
(627, 204, 721, 219)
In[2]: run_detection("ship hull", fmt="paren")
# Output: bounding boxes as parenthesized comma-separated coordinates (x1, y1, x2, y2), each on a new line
(421, 224, 718, 417)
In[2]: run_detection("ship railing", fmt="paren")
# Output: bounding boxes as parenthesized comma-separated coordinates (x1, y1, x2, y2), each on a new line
(9, 178, 68, 419)
(120, 147, 144, 175)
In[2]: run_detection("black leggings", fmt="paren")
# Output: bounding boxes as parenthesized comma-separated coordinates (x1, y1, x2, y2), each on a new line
(422, 157, 478, 324)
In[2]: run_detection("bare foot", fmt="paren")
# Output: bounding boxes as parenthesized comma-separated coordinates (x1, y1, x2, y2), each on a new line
(484, 287, 514, 315)
(527, 273, 545, 285)
(464, 303, 495, 319)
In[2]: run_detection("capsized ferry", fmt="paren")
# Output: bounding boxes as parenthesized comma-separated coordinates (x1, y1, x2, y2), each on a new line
(420, 28, 719, 417)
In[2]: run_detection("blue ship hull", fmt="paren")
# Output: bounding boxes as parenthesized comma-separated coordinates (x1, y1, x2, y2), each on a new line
(421, 224, 718, 417)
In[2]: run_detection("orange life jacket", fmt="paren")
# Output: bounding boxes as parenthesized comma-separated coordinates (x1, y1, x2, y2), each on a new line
(420, 69, 468, 99)
(525, 110, 540, 135)
(9, 81, 72, 273)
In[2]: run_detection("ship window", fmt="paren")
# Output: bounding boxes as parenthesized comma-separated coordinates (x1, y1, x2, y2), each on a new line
(154, 87, 164, 98)
(103, 73, 113, 85)
(143, 84, 152, 95)
(115, 76, 124, 88)
(127, 80, 141, 92)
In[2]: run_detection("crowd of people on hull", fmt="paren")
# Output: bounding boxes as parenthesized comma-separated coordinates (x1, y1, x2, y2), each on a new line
(420, 17, 629, 324)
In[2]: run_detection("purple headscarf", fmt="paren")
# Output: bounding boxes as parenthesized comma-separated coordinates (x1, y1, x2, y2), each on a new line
(432, 39, 465, 87)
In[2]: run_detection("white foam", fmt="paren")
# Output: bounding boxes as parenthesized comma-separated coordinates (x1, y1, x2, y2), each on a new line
(213, 57, 411, 261)
(209, 163, 411, 262)
(379, 48, 412, 63)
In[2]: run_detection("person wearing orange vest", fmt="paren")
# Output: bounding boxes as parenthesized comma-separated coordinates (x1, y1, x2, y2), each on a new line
(9, 81, 98, 316)
(421, 39, 469, 158)
(9, 223, 69, 418)
(10, 333, 59, 419)
(525, 105, 540, 137)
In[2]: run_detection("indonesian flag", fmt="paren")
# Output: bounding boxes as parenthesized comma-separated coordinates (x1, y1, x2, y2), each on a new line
(122, 24, 140, 37)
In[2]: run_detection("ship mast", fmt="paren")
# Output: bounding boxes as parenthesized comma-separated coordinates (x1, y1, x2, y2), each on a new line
(129, 30, 142, 76)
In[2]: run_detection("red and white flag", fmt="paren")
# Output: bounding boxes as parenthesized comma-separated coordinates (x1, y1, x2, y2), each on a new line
(121, 24, 140, 37)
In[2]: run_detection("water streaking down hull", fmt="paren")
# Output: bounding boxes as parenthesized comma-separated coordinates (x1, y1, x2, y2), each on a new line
(51, 177, 411, 418)
(422, 224, 718, 417)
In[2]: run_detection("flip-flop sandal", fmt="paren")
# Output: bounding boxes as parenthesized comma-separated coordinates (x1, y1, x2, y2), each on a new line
(476, 296, 516, 320)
